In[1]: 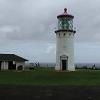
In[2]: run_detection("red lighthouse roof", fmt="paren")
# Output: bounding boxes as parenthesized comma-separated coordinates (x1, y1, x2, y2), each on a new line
(57, 8, 74, 19)
(64, 8, 67, 15)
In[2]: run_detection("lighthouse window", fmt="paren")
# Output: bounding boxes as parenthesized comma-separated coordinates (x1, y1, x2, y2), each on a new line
(69, 33, 71, 36)
(58, 17, 73, 30)
(64, 33, 66, 36)
(62, 18, 69, 30)
(59, 33, 60, 36)
(68, 20, 73, 30)
(58, 19, 62, 30)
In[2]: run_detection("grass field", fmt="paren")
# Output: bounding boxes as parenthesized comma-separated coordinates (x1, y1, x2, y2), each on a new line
(0, 69, 100, 86)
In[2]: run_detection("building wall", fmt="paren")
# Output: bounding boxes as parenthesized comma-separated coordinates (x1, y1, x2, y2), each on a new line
(55, 31, 75, 71)
(16, 61, 25, 70)
(1, 61, 8, 70)
(0, 61, 25, 70)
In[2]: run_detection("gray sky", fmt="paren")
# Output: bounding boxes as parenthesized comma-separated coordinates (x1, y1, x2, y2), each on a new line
(0, 0, 100, 63)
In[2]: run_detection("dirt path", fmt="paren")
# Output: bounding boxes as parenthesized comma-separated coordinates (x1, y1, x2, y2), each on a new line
(0, 85, 100, 100)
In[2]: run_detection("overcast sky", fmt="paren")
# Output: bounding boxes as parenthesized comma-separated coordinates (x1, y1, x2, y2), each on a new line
(0, 0, 100, 63)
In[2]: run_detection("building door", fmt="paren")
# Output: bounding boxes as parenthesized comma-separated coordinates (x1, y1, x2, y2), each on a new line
(62, 60, 67, 70)
(8, 61, 16, 70)
(60, 55, 68, 70)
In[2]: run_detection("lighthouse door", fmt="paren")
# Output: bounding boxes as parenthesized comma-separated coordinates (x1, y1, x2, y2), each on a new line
(60, 55, 68, 70)
(62, 60, 67, 70)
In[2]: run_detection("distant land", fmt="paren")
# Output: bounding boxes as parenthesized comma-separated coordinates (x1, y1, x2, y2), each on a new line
(26, 62, 100, 68)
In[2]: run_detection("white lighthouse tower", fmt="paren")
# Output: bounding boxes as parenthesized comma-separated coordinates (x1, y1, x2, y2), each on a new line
(55, 8, 76, 71)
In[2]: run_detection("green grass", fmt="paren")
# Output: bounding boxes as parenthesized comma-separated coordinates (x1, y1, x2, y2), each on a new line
(0, 69, 100, 86)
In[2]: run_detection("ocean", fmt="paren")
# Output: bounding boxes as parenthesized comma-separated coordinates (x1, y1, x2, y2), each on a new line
(28, 62, 100, 68)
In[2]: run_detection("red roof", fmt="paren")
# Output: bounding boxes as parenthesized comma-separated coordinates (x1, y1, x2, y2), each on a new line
(57, 8, 74, 19)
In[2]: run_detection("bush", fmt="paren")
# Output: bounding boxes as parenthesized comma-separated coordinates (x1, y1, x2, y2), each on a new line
(29, 67, 35, 70)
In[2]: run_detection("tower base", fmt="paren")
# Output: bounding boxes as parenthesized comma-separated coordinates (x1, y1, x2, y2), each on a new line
(55, 66, 75, 71)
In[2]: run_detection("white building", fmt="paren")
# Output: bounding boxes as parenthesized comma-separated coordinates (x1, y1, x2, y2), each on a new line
(0, 54, 28, 70)
(55, 8, 76, 71)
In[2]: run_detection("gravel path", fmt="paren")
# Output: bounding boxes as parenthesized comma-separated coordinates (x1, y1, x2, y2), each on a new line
(0, 85, 100, 100)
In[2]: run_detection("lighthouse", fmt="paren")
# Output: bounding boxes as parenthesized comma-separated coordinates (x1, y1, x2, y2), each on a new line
(55, 8, 76, 71)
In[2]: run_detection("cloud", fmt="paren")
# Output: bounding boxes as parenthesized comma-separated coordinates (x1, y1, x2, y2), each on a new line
(73, 0, 100, 42)
(0, 0, 100, 62)
(0, 25, 19, 33)
(4, 0, 100, 43)
(0, 0, 70, 44)
(0, 0, 57, 43)
(75, 42, 100, 63)
(45, 44, 56, 54)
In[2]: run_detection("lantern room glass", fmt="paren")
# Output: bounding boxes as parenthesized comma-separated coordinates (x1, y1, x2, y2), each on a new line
(58, 17, 73, 30)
